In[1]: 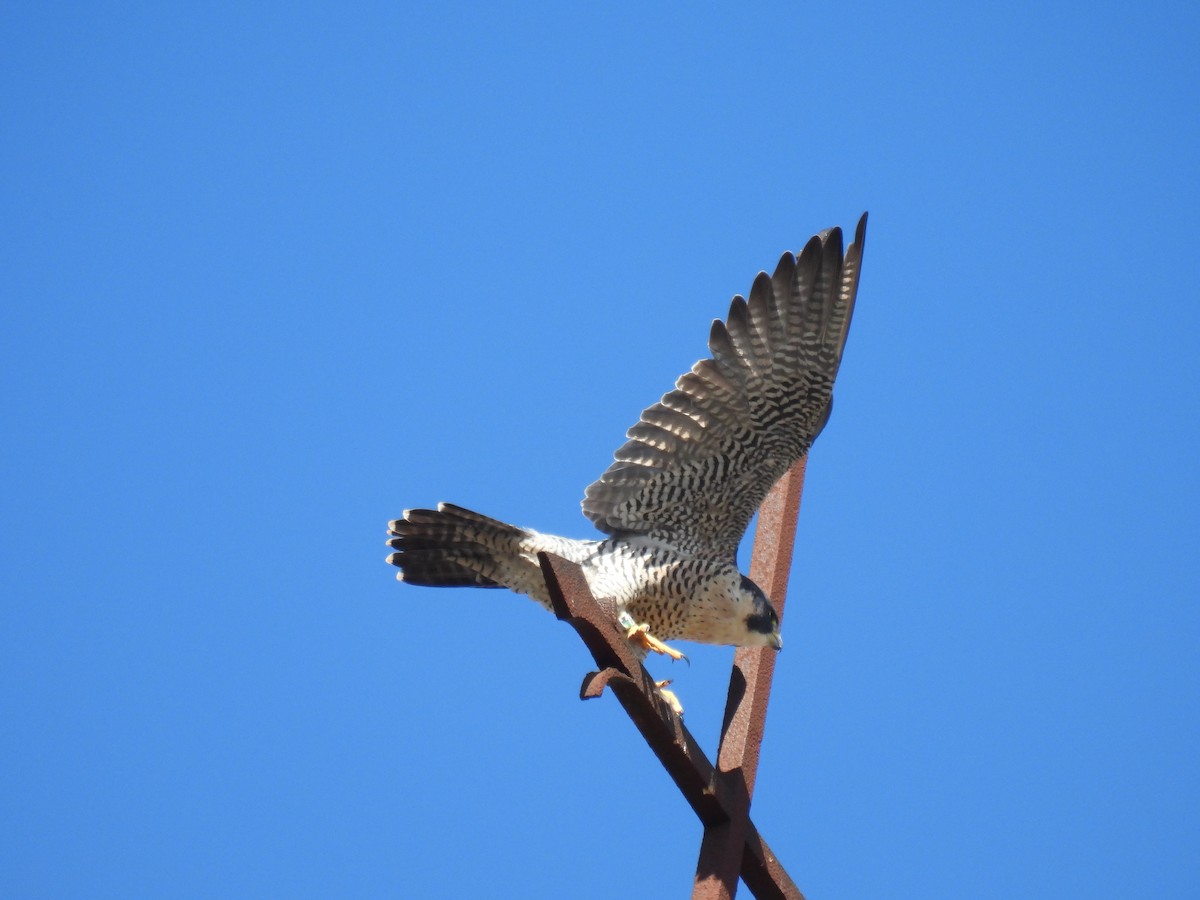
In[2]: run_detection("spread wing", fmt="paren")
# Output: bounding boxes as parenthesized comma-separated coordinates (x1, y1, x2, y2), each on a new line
(581, 213, 867, 559)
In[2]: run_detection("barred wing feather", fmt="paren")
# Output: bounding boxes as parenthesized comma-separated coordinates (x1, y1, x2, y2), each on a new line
(581, 213, 867, 559)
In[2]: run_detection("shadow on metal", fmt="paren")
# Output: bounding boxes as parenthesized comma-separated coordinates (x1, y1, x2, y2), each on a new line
(539, 456, 810, 900)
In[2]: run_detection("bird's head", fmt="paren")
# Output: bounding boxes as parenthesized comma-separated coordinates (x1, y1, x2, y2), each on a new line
(737, 575, 783, 651)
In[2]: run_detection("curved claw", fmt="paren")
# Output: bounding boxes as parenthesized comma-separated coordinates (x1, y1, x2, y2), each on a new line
(654, 680, 684, 716)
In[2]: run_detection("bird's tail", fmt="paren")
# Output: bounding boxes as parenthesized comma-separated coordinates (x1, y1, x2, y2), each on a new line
(386, 503, 534, 589)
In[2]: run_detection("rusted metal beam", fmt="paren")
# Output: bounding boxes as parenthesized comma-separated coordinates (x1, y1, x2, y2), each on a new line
(693, 456, 808, 900)
(539, 507, 807, 900)
(740, 828, 805, 900)
(539, 553, 731, 825)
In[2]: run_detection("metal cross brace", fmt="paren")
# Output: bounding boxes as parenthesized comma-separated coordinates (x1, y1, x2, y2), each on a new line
(538, 456, 810, 900)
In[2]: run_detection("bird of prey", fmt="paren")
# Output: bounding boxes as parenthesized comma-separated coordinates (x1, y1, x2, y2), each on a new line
(387, 215, 866, 684)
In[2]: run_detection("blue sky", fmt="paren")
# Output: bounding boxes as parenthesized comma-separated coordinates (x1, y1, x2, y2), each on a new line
(3, 3, 1198, 897)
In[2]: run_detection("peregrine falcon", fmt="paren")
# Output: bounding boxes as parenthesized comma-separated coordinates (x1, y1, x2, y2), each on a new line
(387, 215, 866, 668)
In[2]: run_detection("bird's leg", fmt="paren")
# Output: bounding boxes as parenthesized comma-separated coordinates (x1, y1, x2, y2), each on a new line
(617, 612, 687, 663)
(631, 624, 687, 662)
(614, 613, 686, 714)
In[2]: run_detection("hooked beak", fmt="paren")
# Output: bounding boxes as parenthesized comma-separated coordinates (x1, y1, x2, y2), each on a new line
(768, 632, 783, 651)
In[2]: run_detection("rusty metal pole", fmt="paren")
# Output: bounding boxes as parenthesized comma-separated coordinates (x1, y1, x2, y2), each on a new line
(693, 456, 808, 900)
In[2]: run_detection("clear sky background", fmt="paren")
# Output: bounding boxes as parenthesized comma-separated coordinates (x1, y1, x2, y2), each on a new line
(3, 3, 1198, 898)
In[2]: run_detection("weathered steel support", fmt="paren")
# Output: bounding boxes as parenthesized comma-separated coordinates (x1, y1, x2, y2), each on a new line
(694, 456, 807, 899)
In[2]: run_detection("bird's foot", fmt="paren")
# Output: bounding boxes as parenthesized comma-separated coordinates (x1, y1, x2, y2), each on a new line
(618, 614, 687, 663)
(655, 679, 684, 716)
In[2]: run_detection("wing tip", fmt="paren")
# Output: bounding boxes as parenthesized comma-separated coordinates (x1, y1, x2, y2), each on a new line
(852, 211, 868, 254)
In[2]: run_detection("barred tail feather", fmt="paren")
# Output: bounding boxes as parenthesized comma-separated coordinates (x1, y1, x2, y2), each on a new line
(386, 503, 529, 589)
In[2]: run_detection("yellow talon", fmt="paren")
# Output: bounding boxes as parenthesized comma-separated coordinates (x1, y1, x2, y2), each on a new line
(624, 622, 687, 662)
